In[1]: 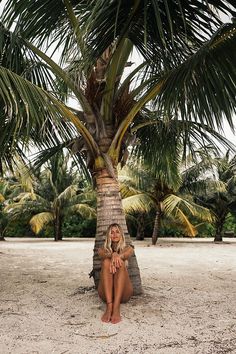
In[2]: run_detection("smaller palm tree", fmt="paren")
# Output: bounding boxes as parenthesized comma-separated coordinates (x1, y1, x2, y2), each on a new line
(119, 161, 213, 245)
(5, 153, 96, 241)
(187, 151, 236, 242)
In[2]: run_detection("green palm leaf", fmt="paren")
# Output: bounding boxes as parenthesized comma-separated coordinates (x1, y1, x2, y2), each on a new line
(170, 208, 197, 237)
(81, 0, 236, 67)
(57, 184, 78, 203)
(0, 23, 57, 91)
(163, 194, 213, 223)
(0, 66, 98, 158)
(67, 203, 96, 218)
(122, 193, 154, 214)
(156, 23, 236, 129)
(111, 22, 236, 159)
(2, 0, 89, 63)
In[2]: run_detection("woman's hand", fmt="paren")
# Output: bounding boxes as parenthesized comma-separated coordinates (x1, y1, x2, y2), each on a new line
(109, 252, 123, 273)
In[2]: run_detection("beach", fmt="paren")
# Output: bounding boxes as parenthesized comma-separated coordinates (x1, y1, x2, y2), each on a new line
(0, 237, 236, 354)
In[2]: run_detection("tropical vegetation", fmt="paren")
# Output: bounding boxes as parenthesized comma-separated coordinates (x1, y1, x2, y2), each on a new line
(120, 156, 213, 245)
(184, 151, 236, 241)
(4, 153, 96, 241)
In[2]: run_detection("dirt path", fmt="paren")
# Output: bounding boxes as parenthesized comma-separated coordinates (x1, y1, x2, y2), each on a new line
(0, 238, 236, 354)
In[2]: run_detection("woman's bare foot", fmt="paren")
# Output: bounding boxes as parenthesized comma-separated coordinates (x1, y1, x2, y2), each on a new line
(101, 303, 113, 322)
(111, 306, 121, 324)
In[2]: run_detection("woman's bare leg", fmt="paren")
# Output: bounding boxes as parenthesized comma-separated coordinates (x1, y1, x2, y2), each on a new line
(98, 259, 113, 322)
(111, 263, 133, 324)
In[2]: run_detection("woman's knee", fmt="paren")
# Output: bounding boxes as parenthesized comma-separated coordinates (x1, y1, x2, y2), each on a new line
(101, 258, 111, 270)
(117, 261, 126, 272)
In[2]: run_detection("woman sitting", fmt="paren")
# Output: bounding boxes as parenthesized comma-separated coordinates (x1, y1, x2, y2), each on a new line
(98, 223, 134, 324)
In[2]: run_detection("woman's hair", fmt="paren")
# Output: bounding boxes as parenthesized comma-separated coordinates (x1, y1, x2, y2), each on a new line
(104, 223, 126, 253)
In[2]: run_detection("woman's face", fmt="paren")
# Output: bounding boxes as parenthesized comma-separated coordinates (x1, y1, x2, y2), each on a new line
(110, 226, 121, 243)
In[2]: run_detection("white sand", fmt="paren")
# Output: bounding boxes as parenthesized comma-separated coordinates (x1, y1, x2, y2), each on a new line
(0, 237, 236, 354)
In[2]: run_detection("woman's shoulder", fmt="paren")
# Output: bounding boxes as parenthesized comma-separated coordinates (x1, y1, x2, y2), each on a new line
(124, 244, 134, 250)
(122, 245, 134, 255)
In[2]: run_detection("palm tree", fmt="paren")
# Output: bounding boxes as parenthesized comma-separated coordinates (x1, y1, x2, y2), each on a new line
(128, 116, 231, 244)
(0, 1, 235, 293)
(186, 151, 236, 242)
(120, 159, 213, 245)
(5, 153, 95, 241)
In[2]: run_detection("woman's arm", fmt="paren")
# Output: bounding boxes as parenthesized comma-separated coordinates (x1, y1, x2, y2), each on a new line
(120, 246, 134, 261)
(98, 248, 112, 259)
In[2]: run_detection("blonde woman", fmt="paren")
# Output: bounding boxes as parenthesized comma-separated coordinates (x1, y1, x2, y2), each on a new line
(98, 223, 134, 324)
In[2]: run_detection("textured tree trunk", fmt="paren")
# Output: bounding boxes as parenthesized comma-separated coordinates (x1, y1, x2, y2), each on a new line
(214, 219, 224, 242)
(136, 213, 145, 240)
(54, 210, 62, 241)
(152, 205, 161, 245)
(92, 168, 142, 295)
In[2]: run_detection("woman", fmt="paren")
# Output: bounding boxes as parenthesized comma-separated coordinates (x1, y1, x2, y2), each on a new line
(98, 223, 134, 324)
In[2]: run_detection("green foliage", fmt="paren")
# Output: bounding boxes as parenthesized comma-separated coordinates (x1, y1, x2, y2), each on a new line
(126, 211, 154, 238)
(0, 203, 8, 238)
(4, 213, 96, 238)
(190, 152, 236, 240)
(5, 217, 34, 237)
(62, 214, 96, 238)
(222, 213, 236, 234)
(159, 226, 183, 238)
(3, 152, 95, 240)
(196, 223, 215, 237)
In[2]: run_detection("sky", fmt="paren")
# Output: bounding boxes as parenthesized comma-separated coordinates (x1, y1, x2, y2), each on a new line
(0, 1, 235, 148)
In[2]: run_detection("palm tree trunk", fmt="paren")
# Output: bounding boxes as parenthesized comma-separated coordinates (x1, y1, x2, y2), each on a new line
(214, 219, 224, 242)
(92, 168, 142, 295)
(54, 210, 62, 241)
(136, 213, 145, 240)
(152, 205, 161, 245)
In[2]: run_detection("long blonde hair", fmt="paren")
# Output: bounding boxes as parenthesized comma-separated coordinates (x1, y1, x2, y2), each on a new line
(104, 223, 126, 254)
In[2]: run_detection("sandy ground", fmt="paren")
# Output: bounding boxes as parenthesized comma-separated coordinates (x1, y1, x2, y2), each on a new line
(0, 237, 236, 354)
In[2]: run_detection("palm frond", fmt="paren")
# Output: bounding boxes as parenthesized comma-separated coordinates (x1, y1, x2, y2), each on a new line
(67, 203, 96, 218)
(0, 67, 74, 150)
(0, 66, 98, 159)
(0, 23, 58, 92)
(163, 194, 213, 223)
(4, 199, 50, 220)
(75, 190, 96, 205)
(131, 118, 182, 191)
(101, 38, 133, 123)
(122, 193, 154, 214)
(57, 184, 78, 203)
(2, 0, 89, 65)
(111, 22, 236, 157)
(82, 0, 236, 68)
(181, 179, 227, 195)
(119, 163, 155, 192)
(30, 212, 54, 234)
(155, 23, 236, 131)
(171, 208, 197, 237)
(120, 184, 143, 199)
(11, 192, 37, 202)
